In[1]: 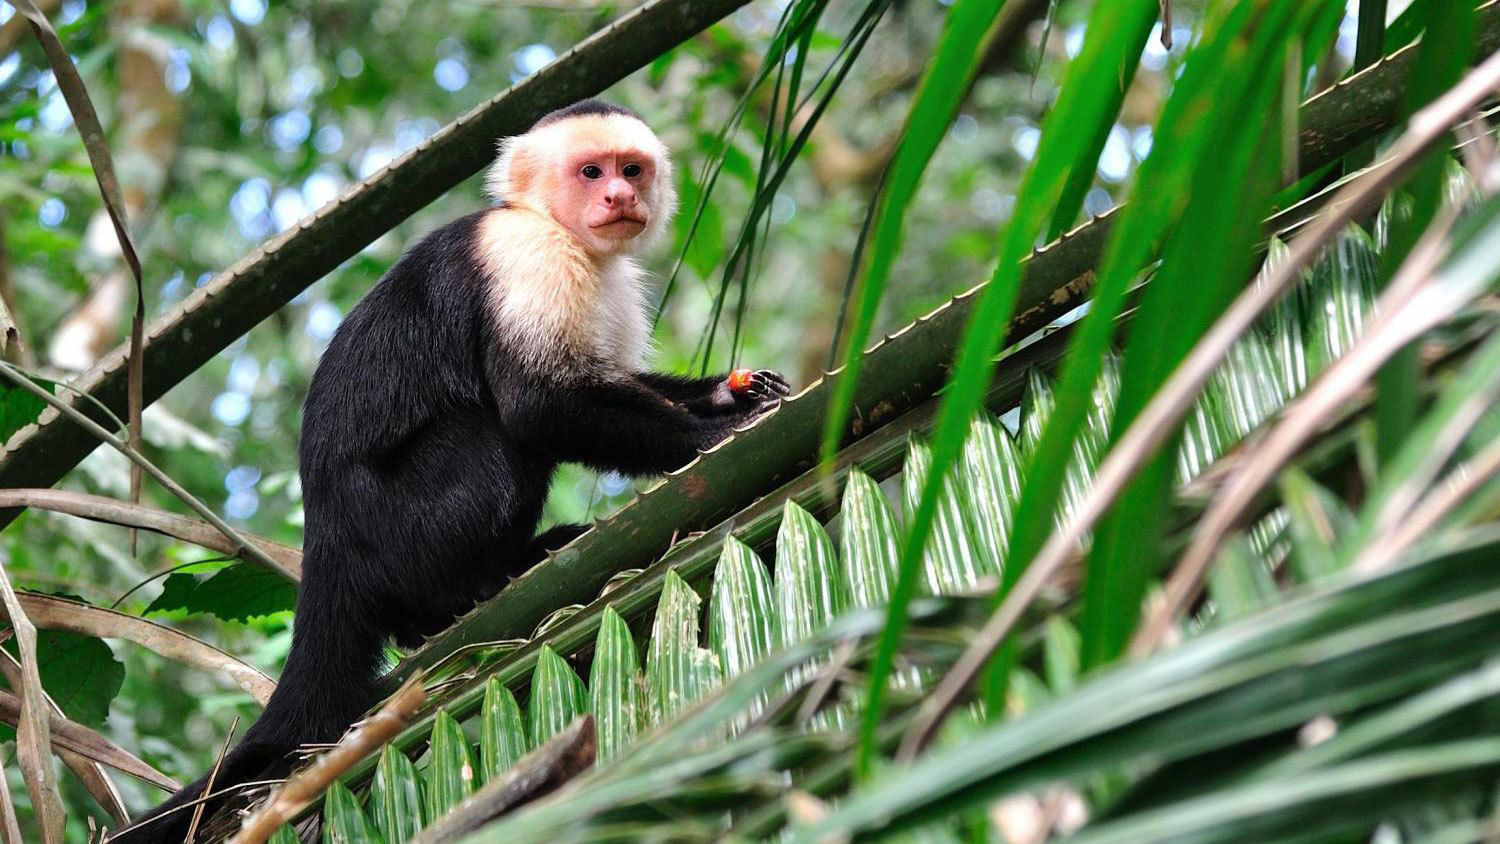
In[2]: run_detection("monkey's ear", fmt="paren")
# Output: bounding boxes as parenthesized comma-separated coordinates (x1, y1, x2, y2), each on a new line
(485, 138, 517, 202)
(487, 136, 540, 203)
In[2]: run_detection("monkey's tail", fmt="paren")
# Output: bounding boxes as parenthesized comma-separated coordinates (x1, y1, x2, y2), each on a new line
(109, 571, 386, 843)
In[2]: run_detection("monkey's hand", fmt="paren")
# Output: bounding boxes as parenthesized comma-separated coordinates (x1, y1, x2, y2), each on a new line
(716, 369, 790, 416)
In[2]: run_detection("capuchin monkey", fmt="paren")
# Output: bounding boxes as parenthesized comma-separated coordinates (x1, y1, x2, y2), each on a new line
(111, 100, 790, 842)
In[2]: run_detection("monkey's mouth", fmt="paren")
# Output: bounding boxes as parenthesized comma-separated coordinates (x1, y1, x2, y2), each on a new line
(591, 213, 648, 229)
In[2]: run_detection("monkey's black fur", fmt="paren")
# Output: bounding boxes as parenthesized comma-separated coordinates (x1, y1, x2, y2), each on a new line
(113, 209, 783, 841)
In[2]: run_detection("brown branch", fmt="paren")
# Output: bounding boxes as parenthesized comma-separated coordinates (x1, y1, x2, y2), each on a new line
(1, 489, 300, 580)
(0, 688, 178, 791)
(0, 544, 64, 842)
(0, 747, 22, 844)
(228, 676, 427, 844)
(18, 592, 276, 705)
(411, 715, 595, 844)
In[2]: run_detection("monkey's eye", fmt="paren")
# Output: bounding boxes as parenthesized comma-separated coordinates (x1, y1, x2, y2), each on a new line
(580, 164, 604, 180)
(622, 162, 643, 178)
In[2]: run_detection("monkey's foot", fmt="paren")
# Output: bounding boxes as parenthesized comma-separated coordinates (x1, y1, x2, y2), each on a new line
(727, 369, 792, 402)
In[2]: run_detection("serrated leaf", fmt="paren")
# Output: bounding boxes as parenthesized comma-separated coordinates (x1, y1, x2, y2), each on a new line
(480, 677, 528, 781)
(646, 571, 720, 726)
(145, 563, 295, 622)
(323, 781, 383, 844)
(903, 438, 995, 594)
(190, 563, 297, 622)
(529, 645, 588, 747)
(5, 630, 124, 727)
(143, 571, 205, 616)
(424, 709, 477, 821)
(370, 745, 423, 842)
(775, 502, 848, 645)
(590, 607, 641, 764)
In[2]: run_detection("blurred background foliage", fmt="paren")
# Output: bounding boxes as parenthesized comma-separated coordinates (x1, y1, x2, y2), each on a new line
(0, 0, 1379, 831)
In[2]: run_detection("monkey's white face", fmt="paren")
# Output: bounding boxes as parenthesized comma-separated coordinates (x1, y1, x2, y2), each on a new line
(488, 112, 678, 261)
(556, 149, 656, 253)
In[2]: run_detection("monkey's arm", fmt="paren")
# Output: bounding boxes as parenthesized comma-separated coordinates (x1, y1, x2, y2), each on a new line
(497, 376, 747, 475)
(636, 370, 790, 416)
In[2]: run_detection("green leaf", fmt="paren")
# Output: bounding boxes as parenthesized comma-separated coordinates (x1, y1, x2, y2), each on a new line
(708, 537, 776, 680)
(529, 645, 588, 747)
(143, 571, 203, 616)
(708, 537, 777, 728)
(2, 630, 124, 727)
(424, 709, 477, 821)
(192, 563, 298, 621)
(1060, 742, 1500, 844)
(774, 501, 847, 646)
(1205, 538, 1280, 623)
(1303, 228, 1379, 375)
(902, 436, 996, 593)
(589, 607, 642, 764)
(1345, 326, 1500, 565)
(268, 825, 299, 844)
(1279, 468, 1353, 582)
(0, 374, 53, 442)
(646, 571, 721, 726)
(1041, 617, 1080, 695)
(839, 469, 902, 609)
(961, 411, 1024, 575)
(145, 563, 296, 623)
(323, 781, 384, 844)
(369, 745, 423, 842)
(480, 677, 529, 781)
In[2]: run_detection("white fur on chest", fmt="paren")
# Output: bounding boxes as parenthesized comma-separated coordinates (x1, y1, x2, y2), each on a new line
(475, 208, 651, 374)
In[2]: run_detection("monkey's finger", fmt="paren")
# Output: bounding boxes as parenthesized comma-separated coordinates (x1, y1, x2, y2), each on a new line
(751, 370, 792, 396)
